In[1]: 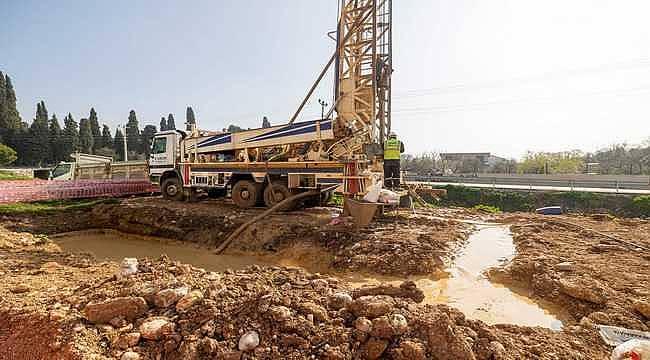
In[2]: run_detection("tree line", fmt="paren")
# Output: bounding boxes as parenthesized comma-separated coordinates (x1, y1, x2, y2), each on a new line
(0, 70, 201, 167)
(403, 144, 650, 176)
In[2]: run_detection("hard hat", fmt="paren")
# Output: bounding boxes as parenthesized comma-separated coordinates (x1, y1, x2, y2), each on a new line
(389, 131, 397, 137)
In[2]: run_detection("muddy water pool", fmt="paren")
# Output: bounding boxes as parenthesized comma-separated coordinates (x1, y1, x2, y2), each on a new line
(52, 225, 564, 329)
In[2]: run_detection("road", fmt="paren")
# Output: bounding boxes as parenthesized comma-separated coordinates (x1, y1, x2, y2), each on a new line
(406, 174, 650, 195)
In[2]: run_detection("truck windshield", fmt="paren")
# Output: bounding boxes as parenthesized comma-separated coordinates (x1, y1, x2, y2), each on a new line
(152, 137, 167, 154)
(51, 163, 72, 178)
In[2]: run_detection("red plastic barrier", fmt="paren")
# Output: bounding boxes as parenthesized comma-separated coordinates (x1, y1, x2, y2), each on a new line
(0, 180, 159, 204)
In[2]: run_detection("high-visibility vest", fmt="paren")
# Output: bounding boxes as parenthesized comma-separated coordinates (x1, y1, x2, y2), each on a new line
(384, 138, 401, 160)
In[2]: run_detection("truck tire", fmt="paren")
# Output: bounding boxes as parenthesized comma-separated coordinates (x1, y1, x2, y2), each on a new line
(162, 177, 185, 201)
(263, 182, 293, 210)
(232, 180, 261, 208)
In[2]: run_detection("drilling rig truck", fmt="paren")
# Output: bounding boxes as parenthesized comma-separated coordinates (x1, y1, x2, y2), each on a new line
(149, 0, 393, 209)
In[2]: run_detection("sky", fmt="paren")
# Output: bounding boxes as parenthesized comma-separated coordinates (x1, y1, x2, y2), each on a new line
(3, 0, 650, 159)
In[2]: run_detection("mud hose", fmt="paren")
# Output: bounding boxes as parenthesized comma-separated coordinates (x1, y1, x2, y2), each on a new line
(214, 190, 320, 254)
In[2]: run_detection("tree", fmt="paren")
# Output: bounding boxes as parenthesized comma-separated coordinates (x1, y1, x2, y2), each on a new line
(227, 124, 244, 133)
(186, 106, 196, 131)
(125, 110, 141, 154)
(78, 118, 94, 153)
(0, 72, 24, 160)
(100, 124, 112, 149)
(0, 143, 17, 165)
(89, 108, 101, 153)
(141, 125, 157, 157)
(262, 116, 271, 128)
(48, 114, 64, 163)
(159, 117, 167, 132)
(113, 128, 125, 161)
(167, 113, 176, 130)
(61, 113, 79, 158)
(26, 101, 50, 165)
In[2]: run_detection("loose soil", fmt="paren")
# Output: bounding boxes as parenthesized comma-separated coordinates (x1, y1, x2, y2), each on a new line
(2, 197, 649, 358)
(490, 213, 650, 333)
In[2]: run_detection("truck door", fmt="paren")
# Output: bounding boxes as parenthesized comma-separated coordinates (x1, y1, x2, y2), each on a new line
(149, 134, 176, 181)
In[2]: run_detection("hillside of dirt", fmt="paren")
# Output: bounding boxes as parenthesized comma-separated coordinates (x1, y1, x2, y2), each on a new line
(0, 225, 611, 359)
(490, 213, 650, 333)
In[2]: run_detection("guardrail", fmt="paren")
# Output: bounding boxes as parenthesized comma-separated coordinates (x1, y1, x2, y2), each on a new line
(405, 175, 650, 194)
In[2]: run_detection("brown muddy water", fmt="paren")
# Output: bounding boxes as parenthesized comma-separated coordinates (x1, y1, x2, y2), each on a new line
(52, 225, 563, 329)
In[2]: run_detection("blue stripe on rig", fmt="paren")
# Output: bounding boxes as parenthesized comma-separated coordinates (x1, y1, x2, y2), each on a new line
(196, 134, 232, 148)
(243, 119, 332, 143)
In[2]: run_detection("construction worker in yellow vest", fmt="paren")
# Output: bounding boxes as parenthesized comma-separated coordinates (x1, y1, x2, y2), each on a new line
(383, 131, 404, 189)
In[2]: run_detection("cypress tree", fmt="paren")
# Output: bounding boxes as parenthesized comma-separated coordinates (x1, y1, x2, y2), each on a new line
(141, 125, 157, 157)
(4, 75, 21, 129)
(27, 101, 50, 165)
(89, 108, 101, 153)
(160, 117, 167, 132)
(78, 118, 94, 153)
(262, 116, 271, 128)
(167, 113, 176, 130)
(113, 128, 125, 161)
(125, 110, 141, 154)
(0, 72, 6, 134)
(61, 113, 79, 158)
(100, 124, 112, 149)
(48, 114, 63, 163)
(186, 106, 196, 131)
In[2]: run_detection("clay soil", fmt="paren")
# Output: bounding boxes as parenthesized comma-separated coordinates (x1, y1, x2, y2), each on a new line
(490, 213, 650, 333)
(2, 197, 649, 358)
(0, 224, 610, 359)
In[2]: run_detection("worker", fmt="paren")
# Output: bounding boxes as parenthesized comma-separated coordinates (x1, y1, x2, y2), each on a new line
(383, 131, 404, 189)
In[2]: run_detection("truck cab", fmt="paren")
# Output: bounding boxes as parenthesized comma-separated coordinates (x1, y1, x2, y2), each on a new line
(149, 130, 184, 193)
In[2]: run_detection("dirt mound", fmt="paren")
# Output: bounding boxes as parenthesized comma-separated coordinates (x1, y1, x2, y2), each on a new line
(0, 224, 613, 359)
(489, 213, 650, 332)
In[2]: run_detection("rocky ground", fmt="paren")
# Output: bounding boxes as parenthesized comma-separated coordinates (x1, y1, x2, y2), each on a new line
(1, 197, 471, 277)
(489, 213, 650, 333)
(0, 225, 612, 359)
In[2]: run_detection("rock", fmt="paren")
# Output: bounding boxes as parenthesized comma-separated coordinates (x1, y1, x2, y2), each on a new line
(587, 311, 611, 324)
(362, 337, 389, 360)
(175, 290, 203, 312)
(559, 278, 608, 304)
(119, 258, 138, 277)
(83, 297, 148, 324)
(392, 340, 426, 360)
(114, 332, 141, 350)
(199, 337, 218, 354)
(139, 317, 175, 340)
(10, 283, 30, 293)
(177, 340, 199, 360)
(322, 346, 346, 360)
(554, 262, 574, 271)
(348, 296, 395, 318)
(238, 330, 260, 352)
(352, 281, 424, 303)
(109, 316, 127, 328)
(152, 287, 188, 308)
(354, 317, 372, 333)
(280, 334, 309, 349)
(297, 302, 329, 322)
(269, 306, 292, 322)
(328, 292, 353, 310)
(370, 314, 408, 339)
(370, 316, 393, 339)
(120, 351, 140, 360)
(579, 316, 594, 327)
(424, 312, 476, 360)
(489, 341, 506, 358)
(390, 314, 408, 335)
(633, 301, 650, 319)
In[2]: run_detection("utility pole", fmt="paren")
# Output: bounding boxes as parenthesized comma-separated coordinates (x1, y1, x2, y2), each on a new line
(118, 125, 128, 162)
(318, 99, 328, 120)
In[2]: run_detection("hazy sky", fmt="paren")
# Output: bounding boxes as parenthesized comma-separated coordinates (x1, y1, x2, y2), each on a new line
(3, 1, 650, 159)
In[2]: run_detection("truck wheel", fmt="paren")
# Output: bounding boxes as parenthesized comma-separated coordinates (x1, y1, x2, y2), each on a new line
(162, 177, 185, 201)
(263, 183, 294, 210)
(232, 180, 261, 208)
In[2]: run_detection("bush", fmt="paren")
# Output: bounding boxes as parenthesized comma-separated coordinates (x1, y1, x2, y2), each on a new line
(472, 204, 501, 213)
(0, 143, 17, 166)
(632, 196, 650, 217)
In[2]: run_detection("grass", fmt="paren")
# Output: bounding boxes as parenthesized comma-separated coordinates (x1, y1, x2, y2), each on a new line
(0, 170, 31, 181)
(0, 198, 119, 215)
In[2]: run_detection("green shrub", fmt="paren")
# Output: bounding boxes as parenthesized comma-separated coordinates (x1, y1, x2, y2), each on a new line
(632, 195, 650, 217)
(472, 204, 501, 214)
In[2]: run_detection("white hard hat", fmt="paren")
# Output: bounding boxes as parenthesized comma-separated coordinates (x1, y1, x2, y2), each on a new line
(389, 131, 397, 137)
